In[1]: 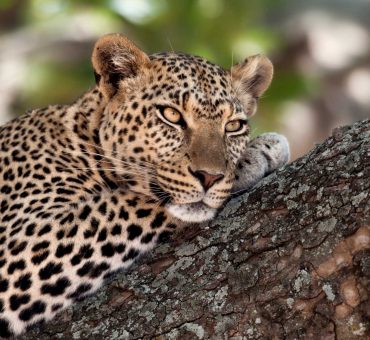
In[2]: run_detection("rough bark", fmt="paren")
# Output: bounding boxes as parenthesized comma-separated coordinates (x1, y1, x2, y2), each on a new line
(19, 119, 369, 340)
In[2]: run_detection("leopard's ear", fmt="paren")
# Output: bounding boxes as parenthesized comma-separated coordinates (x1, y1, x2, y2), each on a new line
(231, 55, 273, 116)
(92, 33, 151, 99)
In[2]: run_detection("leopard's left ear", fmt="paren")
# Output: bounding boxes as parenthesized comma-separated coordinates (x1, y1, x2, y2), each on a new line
(92, 33, 151, 99)
(231, 55, 273, 116)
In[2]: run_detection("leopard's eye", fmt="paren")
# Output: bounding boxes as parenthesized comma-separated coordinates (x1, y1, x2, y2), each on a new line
(162, 107, 181, 124)
(225, 120, 248, 135)
(156, 106, 186, 128)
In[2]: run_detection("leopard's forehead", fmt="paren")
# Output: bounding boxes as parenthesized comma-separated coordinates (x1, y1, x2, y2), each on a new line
(148, 52, 241, 118)
(150, 52, 228, 74)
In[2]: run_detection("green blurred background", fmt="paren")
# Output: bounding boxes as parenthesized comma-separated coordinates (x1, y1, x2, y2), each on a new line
(0, 0, 369, 159)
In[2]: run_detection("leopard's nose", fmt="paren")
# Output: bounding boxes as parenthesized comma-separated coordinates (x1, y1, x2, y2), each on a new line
(188, 167, 224, 191)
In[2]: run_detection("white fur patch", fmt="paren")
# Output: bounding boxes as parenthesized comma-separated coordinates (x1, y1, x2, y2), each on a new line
(166, 202, 217, 223)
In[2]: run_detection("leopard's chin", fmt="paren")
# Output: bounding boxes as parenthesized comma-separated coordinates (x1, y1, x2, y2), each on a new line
(165, 201, 217, 223)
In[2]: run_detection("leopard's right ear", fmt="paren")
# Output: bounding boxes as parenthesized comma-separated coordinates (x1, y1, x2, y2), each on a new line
(231, 55, 273, 116)
(92, 33, 151, 99)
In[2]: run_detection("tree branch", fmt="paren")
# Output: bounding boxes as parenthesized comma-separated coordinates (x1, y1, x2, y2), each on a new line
(20, 119, 370, 339)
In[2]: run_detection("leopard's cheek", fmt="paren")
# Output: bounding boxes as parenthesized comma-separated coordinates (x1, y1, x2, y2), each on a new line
(140, 120, 184, 163)
(226, 135, 250, 166)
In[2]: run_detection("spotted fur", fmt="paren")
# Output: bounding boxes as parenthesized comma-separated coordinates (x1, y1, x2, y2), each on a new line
(0, 34, 289, 337)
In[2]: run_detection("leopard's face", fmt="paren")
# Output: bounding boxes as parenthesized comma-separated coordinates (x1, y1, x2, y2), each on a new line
(93, 34, 273, 222)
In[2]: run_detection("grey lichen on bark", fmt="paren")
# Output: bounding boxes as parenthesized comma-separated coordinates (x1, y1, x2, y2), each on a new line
(20, 119, 369, 339)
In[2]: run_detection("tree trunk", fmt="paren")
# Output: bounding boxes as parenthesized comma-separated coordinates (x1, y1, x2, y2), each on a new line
(19, 119, 370, 340)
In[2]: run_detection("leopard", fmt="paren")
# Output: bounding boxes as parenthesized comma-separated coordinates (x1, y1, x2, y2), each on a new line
(0, 33, 289, 337)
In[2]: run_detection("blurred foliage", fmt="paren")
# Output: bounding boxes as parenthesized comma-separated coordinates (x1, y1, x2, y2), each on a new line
(1, 0, 367, 140)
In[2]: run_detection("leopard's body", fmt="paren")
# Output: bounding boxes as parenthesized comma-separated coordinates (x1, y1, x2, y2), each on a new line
(0, 34, 289, 337)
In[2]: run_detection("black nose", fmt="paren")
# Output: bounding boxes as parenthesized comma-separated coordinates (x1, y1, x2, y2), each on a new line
(189, 167, 224, 191)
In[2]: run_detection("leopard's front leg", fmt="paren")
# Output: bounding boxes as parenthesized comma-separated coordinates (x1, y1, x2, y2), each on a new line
(232, 133, 290, 194)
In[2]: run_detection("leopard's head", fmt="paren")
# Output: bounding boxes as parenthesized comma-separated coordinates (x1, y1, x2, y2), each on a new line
(92, 34, 273, 222)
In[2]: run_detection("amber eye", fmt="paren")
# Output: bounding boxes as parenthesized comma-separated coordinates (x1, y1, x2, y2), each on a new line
(225, 120, 247, 134)
(162, 107, 181, 124)
(156, 105, 186, 128)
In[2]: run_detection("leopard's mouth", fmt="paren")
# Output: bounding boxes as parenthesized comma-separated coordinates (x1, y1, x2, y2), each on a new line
(165, 201, 217, 223)
(149, 180, 219, 222)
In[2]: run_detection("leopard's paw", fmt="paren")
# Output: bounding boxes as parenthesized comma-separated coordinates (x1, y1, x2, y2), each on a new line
(232, 132, 290, 194)
(252, 132, 290, 171)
